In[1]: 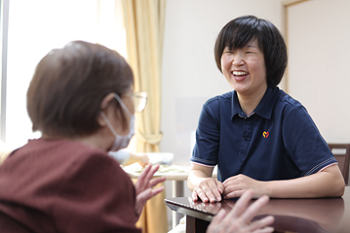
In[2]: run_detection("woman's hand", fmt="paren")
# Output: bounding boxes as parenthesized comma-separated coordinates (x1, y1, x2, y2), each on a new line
(135, 153, 150, 167)
(192, 177, 224, 203)
(206, 190, 274, 233)
(124, 152, 150, 167)
(134, 164, 166, 216)
(223, 174, 265, 199)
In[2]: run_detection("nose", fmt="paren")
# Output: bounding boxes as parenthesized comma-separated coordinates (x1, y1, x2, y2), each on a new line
(232, 53, 244, 67)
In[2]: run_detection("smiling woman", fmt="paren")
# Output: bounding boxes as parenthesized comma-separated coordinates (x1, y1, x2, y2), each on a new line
(188, 15, 345, 203)
(220, 40, 267, 108)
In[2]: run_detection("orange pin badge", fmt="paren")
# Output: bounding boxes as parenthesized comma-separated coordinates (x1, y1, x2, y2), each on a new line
(262, 131, 269, 138)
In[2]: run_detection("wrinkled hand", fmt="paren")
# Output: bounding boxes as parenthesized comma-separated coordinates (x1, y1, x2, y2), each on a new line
(206, 190, 274, 233)
(192, 177, 224, 203)
(223, 174, 264, 199)
(134, 164, 166, 216)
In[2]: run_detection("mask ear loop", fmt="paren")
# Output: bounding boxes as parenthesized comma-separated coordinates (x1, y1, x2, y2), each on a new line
(100, 112, 118, 136)
(114, 94, 132, 117)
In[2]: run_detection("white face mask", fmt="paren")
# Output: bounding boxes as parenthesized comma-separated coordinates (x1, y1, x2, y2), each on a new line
(100, 94, 135, 152)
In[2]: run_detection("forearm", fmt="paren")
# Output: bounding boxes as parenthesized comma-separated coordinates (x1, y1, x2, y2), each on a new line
(187, 170, 211, 191)
(188, 163, 215, 191)
(123, 153, 139, 166)
(264, 166, 345, 198)
(124, 153, 149, 167)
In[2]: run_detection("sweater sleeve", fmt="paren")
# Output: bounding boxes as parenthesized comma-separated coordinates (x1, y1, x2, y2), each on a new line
(53, 151, 141, 233)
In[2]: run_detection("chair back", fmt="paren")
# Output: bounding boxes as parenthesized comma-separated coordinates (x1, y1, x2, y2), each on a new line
(328, 143, 350, 185)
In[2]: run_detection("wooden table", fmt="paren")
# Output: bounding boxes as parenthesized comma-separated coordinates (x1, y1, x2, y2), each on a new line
(165, 186, 350, 233)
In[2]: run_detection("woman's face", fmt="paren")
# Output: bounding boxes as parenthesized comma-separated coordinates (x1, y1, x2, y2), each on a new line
(220, 39, 267, 98)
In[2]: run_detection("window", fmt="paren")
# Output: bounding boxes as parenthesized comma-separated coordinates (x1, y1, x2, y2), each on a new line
(3, 0, 126, 149)
(0, 0, 9, 143)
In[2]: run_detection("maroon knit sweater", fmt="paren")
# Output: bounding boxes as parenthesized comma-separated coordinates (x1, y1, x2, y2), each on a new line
(0, 138, 141, 233)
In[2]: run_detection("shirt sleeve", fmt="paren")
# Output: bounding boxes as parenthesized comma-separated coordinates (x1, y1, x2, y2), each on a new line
(190, 99, 220, 166)
(109, 149, 130, 165)
(282, 105, 337, 176)
(54, 152, 141, 233)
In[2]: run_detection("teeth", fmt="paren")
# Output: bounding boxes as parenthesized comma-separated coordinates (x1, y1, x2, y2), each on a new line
(232, 71, 248, 76)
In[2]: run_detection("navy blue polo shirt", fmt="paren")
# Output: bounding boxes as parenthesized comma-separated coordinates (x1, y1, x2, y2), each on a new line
(191, 87, 337, 182)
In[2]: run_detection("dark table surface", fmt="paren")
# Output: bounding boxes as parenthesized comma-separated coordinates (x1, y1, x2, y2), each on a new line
(165, 186, 350, 233)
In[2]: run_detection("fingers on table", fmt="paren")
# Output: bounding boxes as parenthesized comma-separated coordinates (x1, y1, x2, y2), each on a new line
(194, 183, 222, 203)
(192, 189, 199, 201)
(223, 189, 244, 199)
(216, 180, 224, 193)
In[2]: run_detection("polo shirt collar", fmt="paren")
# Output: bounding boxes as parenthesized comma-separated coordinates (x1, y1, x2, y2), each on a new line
(231, 87, 278, 120)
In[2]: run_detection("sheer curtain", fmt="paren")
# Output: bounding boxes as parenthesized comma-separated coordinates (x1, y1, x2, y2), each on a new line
(122, 0, 167, 232)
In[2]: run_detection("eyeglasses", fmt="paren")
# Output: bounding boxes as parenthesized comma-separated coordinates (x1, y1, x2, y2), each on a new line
(132, 92, 147, 112)
(115, 91, 148, 113)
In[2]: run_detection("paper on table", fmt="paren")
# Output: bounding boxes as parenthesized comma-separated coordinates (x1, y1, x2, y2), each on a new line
(122, 163, 187, 175)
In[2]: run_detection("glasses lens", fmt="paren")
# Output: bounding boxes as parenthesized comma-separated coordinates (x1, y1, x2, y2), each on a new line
(133, 92, 147, 112)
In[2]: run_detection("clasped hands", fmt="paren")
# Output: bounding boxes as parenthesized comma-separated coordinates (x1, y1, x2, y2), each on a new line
(192, 174, 263, 202)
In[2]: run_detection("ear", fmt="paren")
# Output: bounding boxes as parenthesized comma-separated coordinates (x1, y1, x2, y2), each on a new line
(100, 93, 116, 110)
(97, 93, 116, 127)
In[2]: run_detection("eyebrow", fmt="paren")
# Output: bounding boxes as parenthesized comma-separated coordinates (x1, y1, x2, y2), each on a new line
(246, 44, 258, 49)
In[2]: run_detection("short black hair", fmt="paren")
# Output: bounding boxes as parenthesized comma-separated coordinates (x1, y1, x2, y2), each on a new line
(214, 15, 287, 87)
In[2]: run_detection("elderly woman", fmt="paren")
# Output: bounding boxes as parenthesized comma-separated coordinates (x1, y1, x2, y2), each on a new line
(0, 41, 274, 233)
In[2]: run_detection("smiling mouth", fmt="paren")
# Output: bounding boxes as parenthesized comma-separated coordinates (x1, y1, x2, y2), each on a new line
(232, 71, 248, 76)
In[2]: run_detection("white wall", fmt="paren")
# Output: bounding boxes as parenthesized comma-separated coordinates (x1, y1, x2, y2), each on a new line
(287, 0, 350, 144)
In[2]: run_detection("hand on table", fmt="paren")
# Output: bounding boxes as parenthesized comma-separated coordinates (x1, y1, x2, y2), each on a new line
(134, 164, 166, 216)
(223, 174, 264, 199)
(124, 152, 149, 167)
(206, 190, 274, 233)
(135, 153, 149, 167)
(192, 177, 224, 203)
